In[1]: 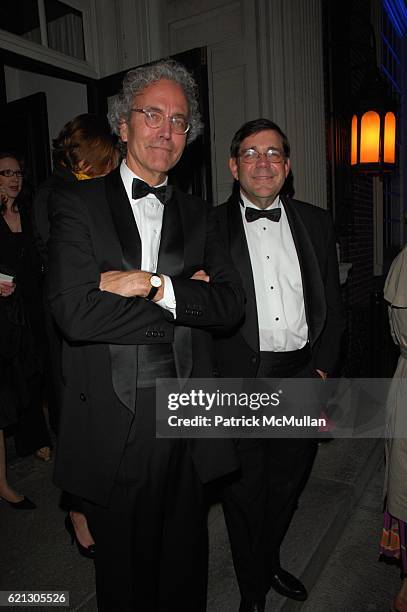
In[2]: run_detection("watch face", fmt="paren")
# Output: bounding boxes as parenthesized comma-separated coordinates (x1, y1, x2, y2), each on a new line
(151, 275, 162, 288)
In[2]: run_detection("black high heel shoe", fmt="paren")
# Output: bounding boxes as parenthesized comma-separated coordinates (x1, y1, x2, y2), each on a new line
(64, 514, 95, 559)
(0, 496, 36, 510)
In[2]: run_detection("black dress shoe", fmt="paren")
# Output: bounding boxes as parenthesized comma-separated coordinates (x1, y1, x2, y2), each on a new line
(239, 597, 266, 612)
(1, 496, 36, 510)
(270, 567, 307, 601)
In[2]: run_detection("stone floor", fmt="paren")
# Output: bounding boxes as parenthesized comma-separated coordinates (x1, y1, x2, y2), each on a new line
(0, 437, 399, 612)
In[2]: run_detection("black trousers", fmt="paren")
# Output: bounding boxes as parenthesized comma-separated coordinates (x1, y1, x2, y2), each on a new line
(220, 438, 268, 600)
(84, 388, 208, 612)
(221, 349, 318, 600)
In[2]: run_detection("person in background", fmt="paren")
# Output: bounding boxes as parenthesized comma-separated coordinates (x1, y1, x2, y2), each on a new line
(0, 151, 52, 467)
(32, 114, 120, 558)
(0, 309, 35, 509)
(0, 428, 35, 509)
(33, 113, 119, 269)
(380, 244, 407, 612)
(214, 118, 345, 611)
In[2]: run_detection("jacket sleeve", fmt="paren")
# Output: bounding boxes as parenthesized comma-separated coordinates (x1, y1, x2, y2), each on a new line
(46, 188, 244, 343)
(46, 186, 174, 345)
(170, 209, 245, 332)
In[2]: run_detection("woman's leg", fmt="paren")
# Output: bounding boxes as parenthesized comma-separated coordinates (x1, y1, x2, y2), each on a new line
(0, 429, 23, 503)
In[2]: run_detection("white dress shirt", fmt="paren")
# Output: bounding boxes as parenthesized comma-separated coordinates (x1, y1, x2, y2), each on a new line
(240, 193, 308, 351)
(120, 160, 176, 316)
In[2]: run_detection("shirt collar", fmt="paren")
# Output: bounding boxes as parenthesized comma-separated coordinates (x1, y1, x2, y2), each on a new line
(239, 191, 281, 211)
(120, 159, 168, 201)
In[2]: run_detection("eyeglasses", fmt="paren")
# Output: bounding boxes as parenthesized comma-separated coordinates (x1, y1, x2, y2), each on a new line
(131, 108, 190, 135)
(238, 148, 286, 164)
(0, 169, 23, 178)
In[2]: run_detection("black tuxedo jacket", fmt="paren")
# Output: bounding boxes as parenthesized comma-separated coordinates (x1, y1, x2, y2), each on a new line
(46, 168, 245, 506)
(213, 193, 345, 377)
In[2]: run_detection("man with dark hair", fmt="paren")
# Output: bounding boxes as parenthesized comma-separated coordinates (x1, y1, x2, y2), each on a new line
(46, 59, 244, 611)
(215, 118, 345, 611)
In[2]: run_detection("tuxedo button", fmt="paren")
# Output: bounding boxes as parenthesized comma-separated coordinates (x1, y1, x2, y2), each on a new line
(159, 331, 164, 337)
(251, 357, 257, 363)
(80, 393, 86, 402)
(212, 369, 220, 377)
(198, 310, 203, 316)
(146, 330, 152, 337)
(152, 331, 158, 337)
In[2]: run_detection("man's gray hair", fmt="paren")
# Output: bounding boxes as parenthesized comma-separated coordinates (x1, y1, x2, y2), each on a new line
(108, 59, 203, 148)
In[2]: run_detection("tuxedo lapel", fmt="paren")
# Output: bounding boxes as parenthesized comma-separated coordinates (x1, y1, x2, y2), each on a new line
(157, 191, 184, 276)
(227, 196, 259, 354)
(158, 188, 192, 381)
(105, 168, 141, 270)
(104, 169, 140, 413)
(282, 197, 326, 346)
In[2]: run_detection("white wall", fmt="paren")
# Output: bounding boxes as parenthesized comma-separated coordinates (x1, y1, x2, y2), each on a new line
(157, 0, 327, 206)
(164, 0, 261, 204)
(5, 66, 88, 155)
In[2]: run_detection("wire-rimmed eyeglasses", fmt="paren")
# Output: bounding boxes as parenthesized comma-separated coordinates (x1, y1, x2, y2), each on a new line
(238, 148, 286, 164)
(131, 108, 190, 135)
(0, 169, 24, 178)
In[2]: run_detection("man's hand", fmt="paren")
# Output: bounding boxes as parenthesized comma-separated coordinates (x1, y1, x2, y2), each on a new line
(100, 270, 165, 302)
(0, 281, 16, 297)
(316, 369, 328, 380)
(190, 269, 210, 283)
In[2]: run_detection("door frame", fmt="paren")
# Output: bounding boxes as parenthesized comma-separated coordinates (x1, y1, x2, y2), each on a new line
(1, 47, 213, 201)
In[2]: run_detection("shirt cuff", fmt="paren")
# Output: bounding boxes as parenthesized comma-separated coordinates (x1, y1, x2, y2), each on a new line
(156, 274, 176, 319)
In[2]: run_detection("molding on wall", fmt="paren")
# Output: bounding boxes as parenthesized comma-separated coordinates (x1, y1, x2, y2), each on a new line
(256, 0, 327, 208)
(168, 1, 242, 52)
(0, 30, 98, 78)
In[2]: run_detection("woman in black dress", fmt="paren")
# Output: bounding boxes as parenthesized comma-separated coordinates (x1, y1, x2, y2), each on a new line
(0, 151, 51, 507)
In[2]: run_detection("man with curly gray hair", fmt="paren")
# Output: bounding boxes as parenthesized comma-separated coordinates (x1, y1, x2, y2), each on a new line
(46, 58, 244, 611)
(108, 58, 203, 148)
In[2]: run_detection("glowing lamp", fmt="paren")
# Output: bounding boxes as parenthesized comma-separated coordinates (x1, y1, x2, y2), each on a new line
(351, 108, 396, 173)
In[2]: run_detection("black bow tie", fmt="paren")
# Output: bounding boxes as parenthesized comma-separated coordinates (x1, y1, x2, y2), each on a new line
(132, 178, 173, 204)
(245, 207, 281, 223)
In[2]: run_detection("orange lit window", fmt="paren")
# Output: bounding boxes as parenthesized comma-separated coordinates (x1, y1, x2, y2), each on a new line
(384, 112, 396, 163)
(360, 111, 380, 163)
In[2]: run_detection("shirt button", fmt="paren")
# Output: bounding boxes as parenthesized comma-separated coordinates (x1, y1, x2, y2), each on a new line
(266, 256, 270, 260)
(270, 286, 274, 290)
(275, 317, 279, 321)
(263, 227, 267, 231)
